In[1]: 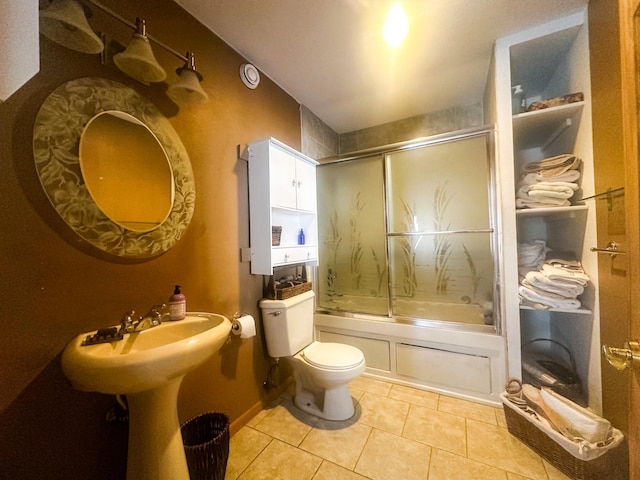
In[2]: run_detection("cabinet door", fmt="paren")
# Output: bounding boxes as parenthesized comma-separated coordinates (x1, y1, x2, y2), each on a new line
(269, 146, 297, 209)
(295, 158, 317, 212)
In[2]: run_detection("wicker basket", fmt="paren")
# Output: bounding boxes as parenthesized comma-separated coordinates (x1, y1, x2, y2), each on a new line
(501, 394, 627, 479)
(272, 226, 282, 246)
(181, 412, 230, 480)
(267, 280, 312, 300)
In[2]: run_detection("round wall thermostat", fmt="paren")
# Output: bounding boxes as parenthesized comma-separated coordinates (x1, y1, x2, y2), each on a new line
(240, 63, 260, 89)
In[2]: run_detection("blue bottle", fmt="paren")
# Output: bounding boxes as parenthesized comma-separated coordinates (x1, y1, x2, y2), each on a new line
(297, 229, 305, 245)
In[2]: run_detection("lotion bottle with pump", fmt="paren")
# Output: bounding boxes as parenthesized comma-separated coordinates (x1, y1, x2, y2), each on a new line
(169, 285, 186, 321)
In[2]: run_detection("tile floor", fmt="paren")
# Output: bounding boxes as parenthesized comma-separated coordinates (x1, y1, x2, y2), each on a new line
(225, 376, 572, 480)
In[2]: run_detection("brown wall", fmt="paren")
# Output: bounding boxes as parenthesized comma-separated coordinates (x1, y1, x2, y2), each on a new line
(0, 1, 299, 478)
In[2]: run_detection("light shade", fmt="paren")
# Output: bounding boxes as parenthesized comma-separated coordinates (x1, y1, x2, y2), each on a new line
(113, 33, 166, 84)
(40, 0, 104, 54)
(167, 69, 209, 106)
(167, 53, 208, 106)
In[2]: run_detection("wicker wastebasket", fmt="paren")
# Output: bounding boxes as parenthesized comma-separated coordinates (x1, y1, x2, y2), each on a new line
(181, 412, 230, 480)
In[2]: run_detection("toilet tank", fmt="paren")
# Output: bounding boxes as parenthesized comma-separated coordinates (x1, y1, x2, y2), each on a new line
(259, 290, 315, 358)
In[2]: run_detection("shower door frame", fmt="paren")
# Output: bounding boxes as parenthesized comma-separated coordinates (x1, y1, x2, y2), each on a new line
(316, 125, 502, 335)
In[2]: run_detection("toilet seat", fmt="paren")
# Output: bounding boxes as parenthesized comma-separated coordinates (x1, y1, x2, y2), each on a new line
(302, 342, 364, 370)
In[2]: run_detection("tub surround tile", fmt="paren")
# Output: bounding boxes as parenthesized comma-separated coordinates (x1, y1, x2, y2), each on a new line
(238, 439, 322, 480)
(402, 404, 467, 456)
(356, 392, 409, 435)
(355, 428, 431, 480)
(299, 419, 371, 470)
(428, 448, 508, 480)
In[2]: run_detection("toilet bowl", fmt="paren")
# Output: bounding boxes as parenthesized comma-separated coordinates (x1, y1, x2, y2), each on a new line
(259, 290, 366, 421)
(290, 341, 365, 420)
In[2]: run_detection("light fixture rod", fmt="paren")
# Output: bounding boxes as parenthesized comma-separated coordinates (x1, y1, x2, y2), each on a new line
(83, 0, 189, 63)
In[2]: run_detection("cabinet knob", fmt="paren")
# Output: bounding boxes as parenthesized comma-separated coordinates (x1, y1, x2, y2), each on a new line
(291, 179, 297, 187)
(297, 180, 302, 188)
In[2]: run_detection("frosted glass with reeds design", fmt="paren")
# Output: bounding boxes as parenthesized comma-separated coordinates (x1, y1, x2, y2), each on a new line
(317, 132, 496, 328)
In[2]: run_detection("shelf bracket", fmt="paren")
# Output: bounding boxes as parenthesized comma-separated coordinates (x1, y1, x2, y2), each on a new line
(237, 144, 249, 161)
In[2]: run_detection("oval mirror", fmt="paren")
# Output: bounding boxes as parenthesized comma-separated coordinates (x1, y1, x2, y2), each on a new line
(79, 111, 174, 232)
(33, 77, 195, 260)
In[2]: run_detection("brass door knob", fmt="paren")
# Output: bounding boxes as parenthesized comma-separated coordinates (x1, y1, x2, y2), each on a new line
(602, 341, 640, 371)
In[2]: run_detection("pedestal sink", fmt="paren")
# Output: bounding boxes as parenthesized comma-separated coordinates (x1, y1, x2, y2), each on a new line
(61, 312, 232, 480)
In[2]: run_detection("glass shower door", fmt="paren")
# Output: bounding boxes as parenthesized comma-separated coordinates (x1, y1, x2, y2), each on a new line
(317, 156, 388, 315)
(386, 134, 496, 325)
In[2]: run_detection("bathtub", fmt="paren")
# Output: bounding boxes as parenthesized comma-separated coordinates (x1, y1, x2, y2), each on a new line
(314, 312, 506, 405)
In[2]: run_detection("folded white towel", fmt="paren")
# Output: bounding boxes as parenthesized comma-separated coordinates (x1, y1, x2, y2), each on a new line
(540, 388, 611, 444)
(519, 285, 582, 310)
(516, 198, 571, 209)
(523, 271, 585, 298)
(523, 154, 582, 177)
(520, 170, 581, 185)
(518, 240, 547, 267)
(542, 264, 589, 286)
(517, 184, 576, 200)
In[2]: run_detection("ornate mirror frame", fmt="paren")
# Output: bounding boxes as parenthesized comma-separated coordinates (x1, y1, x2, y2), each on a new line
(33, 77, 195, 259)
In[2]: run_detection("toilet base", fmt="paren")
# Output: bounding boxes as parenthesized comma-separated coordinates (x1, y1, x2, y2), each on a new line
(293, 383, 356, 421)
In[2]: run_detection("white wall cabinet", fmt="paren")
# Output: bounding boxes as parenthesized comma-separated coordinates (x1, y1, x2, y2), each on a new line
(248, 137, 319, 275)
(494, 11, 602, 412)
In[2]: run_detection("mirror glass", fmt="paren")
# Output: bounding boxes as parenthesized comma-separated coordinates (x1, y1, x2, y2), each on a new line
(79, 111, 174, 232)
(33, 77, 195, 260)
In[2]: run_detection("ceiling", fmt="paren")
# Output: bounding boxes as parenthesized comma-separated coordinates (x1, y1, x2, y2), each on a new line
(175, 0, 589, 134)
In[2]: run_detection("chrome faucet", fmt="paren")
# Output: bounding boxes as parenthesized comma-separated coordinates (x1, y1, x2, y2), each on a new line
(119, 304, 166, 334)
(136, 304, 165, 331)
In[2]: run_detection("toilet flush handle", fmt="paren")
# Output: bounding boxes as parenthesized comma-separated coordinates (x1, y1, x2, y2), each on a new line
(268, 311, 282, 316)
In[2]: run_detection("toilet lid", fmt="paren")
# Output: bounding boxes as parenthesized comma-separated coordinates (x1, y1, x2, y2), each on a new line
(302, 342, 364, 370)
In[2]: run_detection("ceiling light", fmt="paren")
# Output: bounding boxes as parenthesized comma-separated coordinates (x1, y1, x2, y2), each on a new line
(383, 4, 409, 48)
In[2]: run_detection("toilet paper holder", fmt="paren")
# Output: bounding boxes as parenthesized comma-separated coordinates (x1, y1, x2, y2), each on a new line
(230, 312, 257, 339)
(231, 311, 246, 333)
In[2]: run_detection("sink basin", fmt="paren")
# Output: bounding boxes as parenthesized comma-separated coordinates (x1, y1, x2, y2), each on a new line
(61, 312, 232, 480)
(62, 312, 231, 394)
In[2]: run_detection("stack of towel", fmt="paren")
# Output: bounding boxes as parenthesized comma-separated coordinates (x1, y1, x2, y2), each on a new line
(517, 246, 588, 310)
(516, 154, 582, 209)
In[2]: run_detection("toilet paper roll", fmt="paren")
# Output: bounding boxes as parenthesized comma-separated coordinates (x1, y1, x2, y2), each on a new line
(231, 314, 256, 339)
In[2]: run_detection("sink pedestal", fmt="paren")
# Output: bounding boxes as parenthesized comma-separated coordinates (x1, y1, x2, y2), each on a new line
(126, 378, 189, 480)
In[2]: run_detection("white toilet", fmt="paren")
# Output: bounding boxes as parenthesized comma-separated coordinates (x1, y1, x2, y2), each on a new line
(259, 290, 365, 421)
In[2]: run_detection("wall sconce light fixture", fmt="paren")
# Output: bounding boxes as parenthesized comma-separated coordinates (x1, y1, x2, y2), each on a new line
(38, 0, 208, 106)
(39, 0, 104, 54)
(113, 18, 166, 84)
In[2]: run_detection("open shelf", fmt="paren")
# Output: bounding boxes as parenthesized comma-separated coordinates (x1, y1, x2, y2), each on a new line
(512, 102, 584, 149)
